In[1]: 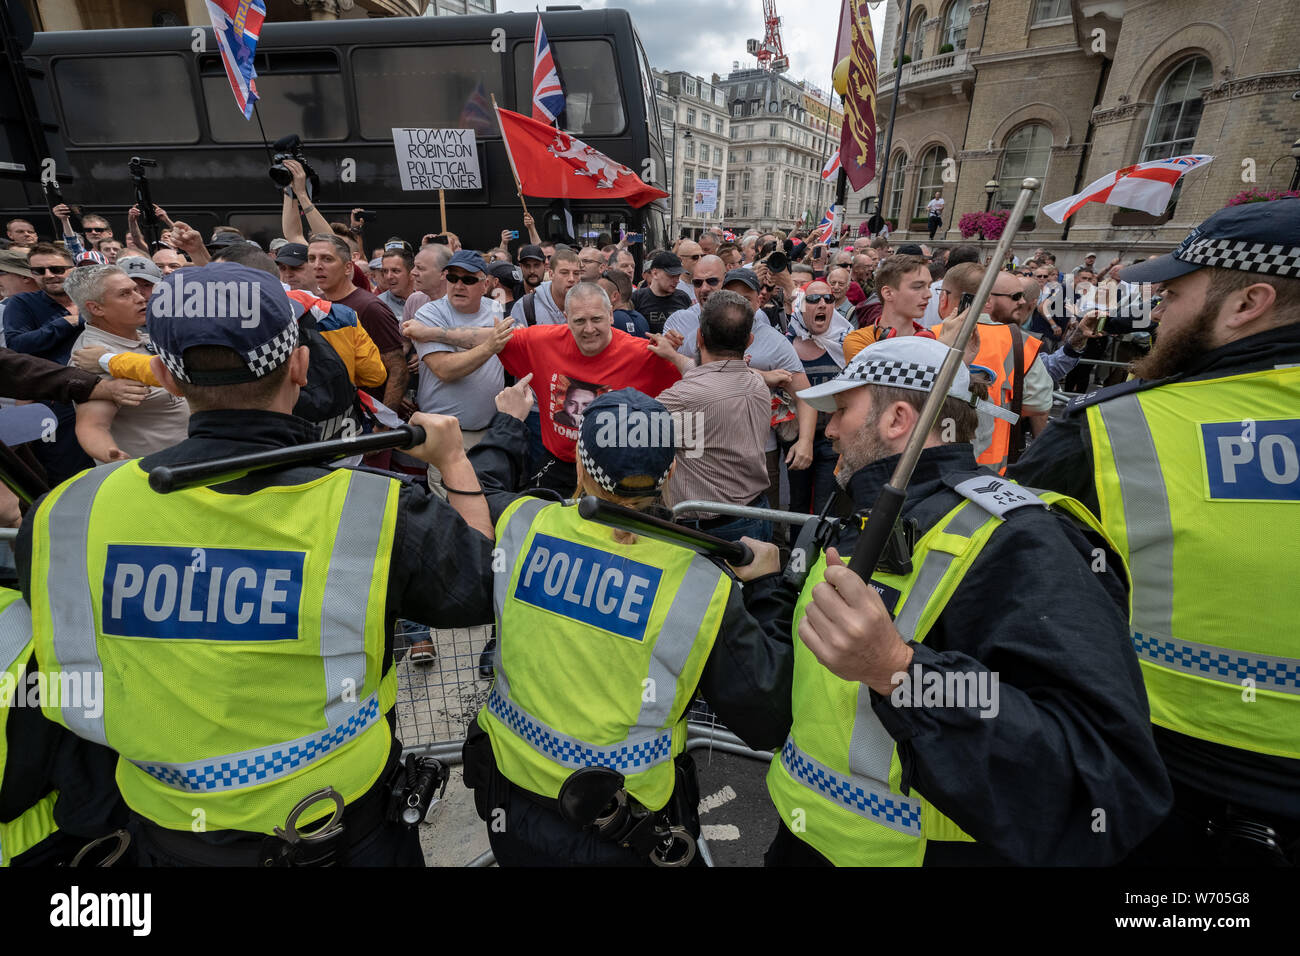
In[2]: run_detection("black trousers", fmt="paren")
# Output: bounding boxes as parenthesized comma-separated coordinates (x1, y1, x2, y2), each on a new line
(764, 817, 832, 866)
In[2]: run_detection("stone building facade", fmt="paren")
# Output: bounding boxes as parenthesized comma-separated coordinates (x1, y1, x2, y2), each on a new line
(850, 0, 1298, 258)
(653, 70, 733, 239)
(715, 68, 843, 235)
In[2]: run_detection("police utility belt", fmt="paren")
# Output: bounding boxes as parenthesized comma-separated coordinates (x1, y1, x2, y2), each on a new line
(133, 748, 447, 867)
(464, 723, 696, 866)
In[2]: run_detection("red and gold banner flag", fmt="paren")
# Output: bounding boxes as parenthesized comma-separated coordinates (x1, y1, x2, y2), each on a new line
(834, 0, 878, 192)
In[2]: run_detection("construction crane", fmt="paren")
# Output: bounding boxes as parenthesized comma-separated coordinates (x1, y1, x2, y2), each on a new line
(746, 0, 789, 73)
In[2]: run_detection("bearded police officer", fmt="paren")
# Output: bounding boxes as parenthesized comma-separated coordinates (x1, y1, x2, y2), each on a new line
(1009, 198, 1300, 865)
(734, 337, 1172, 866)
(15, 262, 496, 866)
(462, 387, 794, 866)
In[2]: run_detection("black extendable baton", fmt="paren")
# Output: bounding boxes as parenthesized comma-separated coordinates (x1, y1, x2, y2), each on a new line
(148, 425, 427, 494)
(0, 439, 50, 506)
(849, 177, 1041, 583)
(577, 495, 754, 567)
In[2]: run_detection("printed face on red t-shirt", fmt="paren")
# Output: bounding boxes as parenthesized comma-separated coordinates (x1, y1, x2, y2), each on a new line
(496, 326, 682, 463)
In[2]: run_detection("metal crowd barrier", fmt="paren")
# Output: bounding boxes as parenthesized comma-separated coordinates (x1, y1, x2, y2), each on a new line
(671, 499, 819, 528)
(0, 527, 16, 541)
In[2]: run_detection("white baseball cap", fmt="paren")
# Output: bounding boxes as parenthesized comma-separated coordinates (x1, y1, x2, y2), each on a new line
(797, 336, 1019, 423)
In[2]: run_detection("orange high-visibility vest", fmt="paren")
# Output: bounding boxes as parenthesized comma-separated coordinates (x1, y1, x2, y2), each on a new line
(930, 320, 1041, 474)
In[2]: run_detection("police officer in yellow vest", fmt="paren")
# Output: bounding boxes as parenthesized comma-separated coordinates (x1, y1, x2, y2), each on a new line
(463, 382, 795, 866)
(1010, 198, 1300, 865)
(0, 587, 125, 865)
(733, 336, 1172, 865)
(15, 262, 497, 866)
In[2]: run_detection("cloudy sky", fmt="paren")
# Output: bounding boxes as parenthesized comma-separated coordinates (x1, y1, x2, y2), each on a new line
(494, 0, 889, 94)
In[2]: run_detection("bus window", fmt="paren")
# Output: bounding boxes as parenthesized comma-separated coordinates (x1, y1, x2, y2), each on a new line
(226, 213, 287, 250)
(54, 55, 198, 146)
(352, 47, 504, 140)
(201, 52, 346, 143)
(512, 40, 626, 137)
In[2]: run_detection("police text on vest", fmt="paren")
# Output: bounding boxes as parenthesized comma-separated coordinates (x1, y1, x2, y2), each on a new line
(102, 545, 305, 640)
(1202, 420, 1300, 501)
(513, 534, 663, 641)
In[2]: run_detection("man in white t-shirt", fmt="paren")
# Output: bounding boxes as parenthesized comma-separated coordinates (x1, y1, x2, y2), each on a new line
(926, 191, 945, 241)
(405, 251, 511, 497)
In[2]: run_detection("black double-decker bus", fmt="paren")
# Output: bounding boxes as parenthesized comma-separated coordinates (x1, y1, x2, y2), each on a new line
(1, 8, 668, 253)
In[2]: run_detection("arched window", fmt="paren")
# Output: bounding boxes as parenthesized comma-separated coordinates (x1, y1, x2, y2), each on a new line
(943, 0, 971, 50)
(913, 146, 948, 219)
(1141, 56, 1212, 162)
(885, 151, 907, 221)
(996, 124, 1052, 216)
(910, 8, 928, 61)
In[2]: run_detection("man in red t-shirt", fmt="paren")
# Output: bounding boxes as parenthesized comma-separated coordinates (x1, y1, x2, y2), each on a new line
(407, 281, 685, 493)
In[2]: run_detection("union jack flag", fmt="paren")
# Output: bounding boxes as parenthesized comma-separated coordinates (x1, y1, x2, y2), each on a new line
(206, 0, 264, 120)
(532, 15, 566, 125)
(722, 230, 737, 242)
(812, 208, 836, 244)
(458, 81, 495, 136)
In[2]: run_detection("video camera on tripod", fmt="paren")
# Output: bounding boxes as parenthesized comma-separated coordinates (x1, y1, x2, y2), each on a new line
(128, 156, 161, 249)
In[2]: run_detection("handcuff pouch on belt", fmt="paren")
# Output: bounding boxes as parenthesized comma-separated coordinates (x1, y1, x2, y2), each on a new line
(557, 765, 696, 867)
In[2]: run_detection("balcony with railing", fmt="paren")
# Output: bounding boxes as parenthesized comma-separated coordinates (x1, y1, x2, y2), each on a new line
(877, 49, 976, 102)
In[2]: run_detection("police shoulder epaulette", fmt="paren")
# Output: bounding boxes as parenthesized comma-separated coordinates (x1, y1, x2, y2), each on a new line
(947, 471, 1048, 520)
(1062, 376, 1157, 417)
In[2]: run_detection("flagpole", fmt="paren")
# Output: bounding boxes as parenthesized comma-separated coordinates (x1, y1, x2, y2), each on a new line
(251, 102, 275, 167)
(491, 94, 531, 219)
(872, 0, 911, 234)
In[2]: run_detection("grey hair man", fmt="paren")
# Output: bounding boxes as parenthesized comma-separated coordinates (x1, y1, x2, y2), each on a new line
(65, 264, 189, 462)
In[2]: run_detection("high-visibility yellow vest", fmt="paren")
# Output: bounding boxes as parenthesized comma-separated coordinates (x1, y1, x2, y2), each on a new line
(767, 483, 1114, 866)
(28, 460, 400, 833)
(479, 496, 731, 811)
(0, 589, 59, 866)
(1086, 365, 1300, 758)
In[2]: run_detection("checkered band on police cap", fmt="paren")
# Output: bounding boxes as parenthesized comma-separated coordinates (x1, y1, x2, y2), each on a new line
(245, 320, 300, 378)
(577, 434, 674, 497)
(1175, 233, 1300, 278)
(840, 358, 938, 392)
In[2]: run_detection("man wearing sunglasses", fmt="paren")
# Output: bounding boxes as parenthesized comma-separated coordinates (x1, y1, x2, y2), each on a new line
(2, 244, 93, 482)
(675, 239, 703, 303)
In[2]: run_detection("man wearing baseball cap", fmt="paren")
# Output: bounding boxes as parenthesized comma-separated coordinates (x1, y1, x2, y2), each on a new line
(732, 335, 1171, 866)
(463, 387, 795, 866)
(1010, 197, 1300, 865)
(16, 261, 496, 866)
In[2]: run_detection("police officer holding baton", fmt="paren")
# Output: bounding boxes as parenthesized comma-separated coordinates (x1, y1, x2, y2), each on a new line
(16, 262, 496, 866)
(463, 371, 795, 866)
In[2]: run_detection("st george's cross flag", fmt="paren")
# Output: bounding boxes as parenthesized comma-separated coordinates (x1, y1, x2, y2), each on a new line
(821, 149, 842, 181)
(532, 15, 567, 124)
(206, 0, 264, 120)
(1042, 154, 1214, 222)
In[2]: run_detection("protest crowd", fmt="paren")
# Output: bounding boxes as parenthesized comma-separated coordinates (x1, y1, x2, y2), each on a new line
(1, 182, 1297, 870)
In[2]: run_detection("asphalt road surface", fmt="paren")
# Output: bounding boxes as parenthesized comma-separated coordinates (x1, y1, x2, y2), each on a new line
(690, 743, 778, 868)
